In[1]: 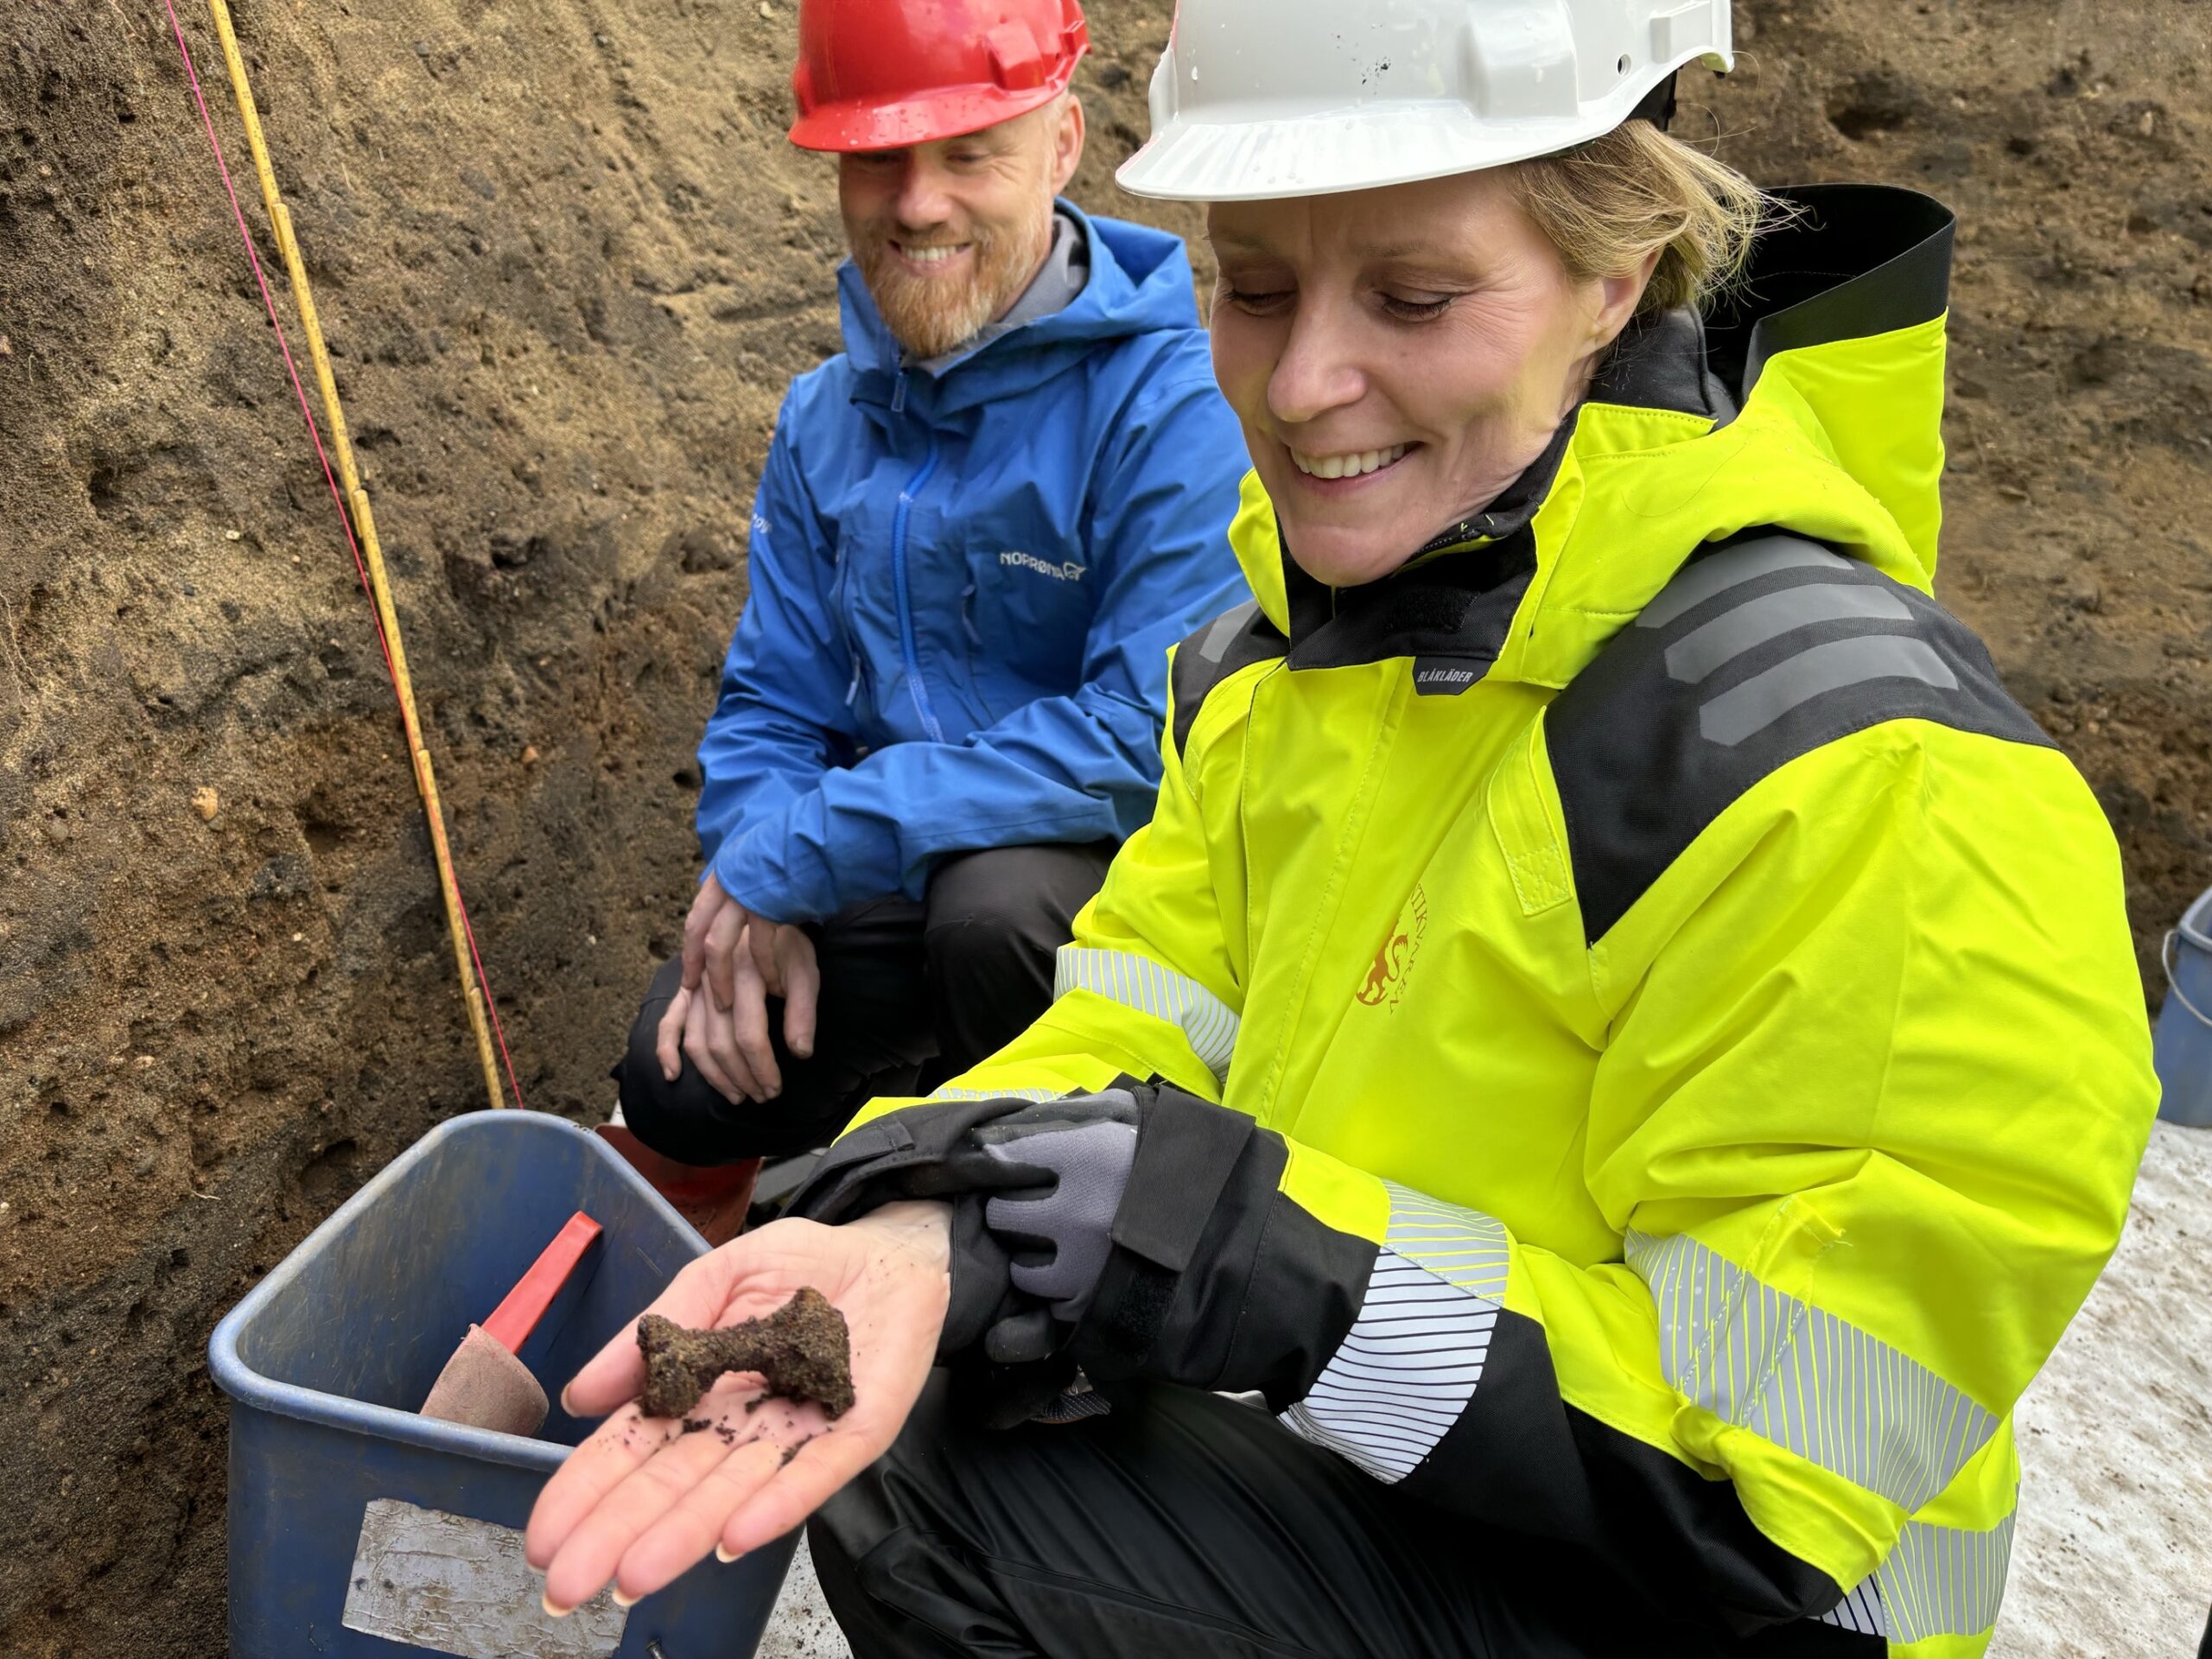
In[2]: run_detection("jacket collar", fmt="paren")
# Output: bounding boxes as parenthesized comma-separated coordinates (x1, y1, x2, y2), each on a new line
(1279, 310, 1723, 672)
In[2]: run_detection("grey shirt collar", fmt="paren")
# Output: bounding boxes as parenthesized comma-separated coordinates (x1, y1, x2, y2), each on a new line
(912, 208, 1090, 376)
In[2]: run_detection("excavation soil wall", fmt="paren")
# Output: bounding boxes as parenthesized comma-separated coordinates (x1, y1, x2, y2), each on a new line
(2, 1, 2207, 1650)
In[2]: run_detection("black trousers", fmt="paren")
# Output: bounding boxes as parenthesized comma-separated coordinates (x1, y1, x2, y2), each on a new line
(809, 1376, 1755, 1659)
(614, 842, 1115, 1164)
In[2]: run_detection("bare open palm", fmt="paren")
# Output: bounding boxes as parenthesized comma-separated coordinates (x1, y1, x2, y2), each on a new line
(524, 1204, 950, 1613)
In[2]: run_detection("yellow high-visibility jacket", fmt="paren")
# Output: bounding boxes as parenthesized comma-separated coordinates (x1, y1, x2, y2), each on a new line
(849, 186, 2158, 1655)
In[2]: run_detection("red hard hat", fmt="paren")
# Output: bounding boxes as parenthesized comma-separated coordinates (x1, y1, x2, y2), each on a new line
(788, 0, 1089, 152)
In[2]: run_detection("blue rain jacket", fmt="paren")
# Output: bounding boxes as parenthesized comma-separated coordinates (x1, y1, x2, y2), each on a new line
(697, 204, 1251, 924)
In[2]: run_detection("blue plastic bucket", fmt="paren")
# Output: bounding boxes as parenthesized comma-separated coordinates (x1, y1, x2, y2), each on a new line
(2153, 887, 2212, 1128)
(210, 1110, 798, 1658)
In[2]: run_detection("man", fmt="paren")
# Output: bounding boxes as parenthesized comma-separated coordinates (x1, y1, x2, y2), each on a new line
(612, 0, 1250, 1200)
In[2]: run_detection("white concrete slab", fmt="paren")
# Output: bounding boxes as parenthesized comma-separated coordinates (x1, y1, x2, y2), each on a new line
(1994, 1119, 2212, 1656)
(757, 1534, 853, 1659)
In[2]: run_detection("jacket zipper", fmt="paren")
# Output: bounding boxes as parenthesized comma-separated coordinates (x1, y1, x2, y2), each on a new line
(890, 419, 947, 743)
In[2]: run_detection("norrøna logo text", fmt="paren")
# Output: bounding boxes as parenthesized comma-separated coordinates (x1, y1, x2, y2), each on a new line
(1001, 550, 1086, 582)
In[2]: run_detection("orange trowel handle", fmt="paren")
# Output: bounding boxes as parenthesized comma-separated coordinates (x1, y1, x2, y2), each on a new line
(483, 1211, 604, 1354)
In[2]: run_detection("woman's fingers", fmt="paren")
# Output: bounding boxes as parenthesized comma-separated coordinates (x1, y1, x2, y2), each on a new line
(683, 990, 738, 1102)
(524, 1404, 671, 1573)
(779, 931, 820, 1061)
(613, 1414, 804, 1597)
(557, 1328, 650, 1425)
(728, 945, 783, 1099)
(655, 985, 691, 1084)
(537, 1408, 743, 1613)
(715, 1415, 887, 1561)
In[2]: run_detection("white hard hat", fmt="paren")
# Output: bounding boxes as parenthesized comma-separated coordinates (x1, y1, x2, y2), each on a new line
(1116, 0, 1732, 202)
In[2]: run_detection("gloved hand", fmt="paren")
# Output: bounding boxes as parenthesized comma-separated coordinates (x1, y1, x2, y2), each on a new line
(972, 1092, 1141, 1346)
(785, 1080, 1285, 1391)
(786, 1088, 1141, 1357)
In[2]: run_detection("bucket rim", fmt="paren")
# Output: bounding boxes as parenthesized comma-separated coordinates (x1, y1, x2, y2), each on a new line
(2181, 885, 2212, 953)
(208, 1110, 703, 1469)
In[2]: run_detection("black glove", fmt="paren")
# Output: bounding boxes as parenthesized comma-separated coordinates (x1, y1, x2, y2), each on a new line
(785, 1081, 1266, 1384)
(785, 1088, 1138, 1354)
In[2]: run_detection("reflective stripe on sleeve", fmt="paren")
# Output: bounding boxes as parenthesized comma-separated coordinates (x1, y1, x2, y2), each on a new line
(1624, 1230, 1999, 1513)
(1052, 946, 1239, 1081)
(1281, 1184, 1510, 1483)
(1814, 1506, 2017, 1644)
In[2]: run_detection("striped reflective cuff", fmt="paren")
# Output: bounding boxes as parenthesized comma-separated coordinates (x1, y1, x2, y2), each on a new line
(1052, 946, 1239, 1081)
(1818, 1580, 1887, 1637)
(1814, 1508, 2017, 1645)
(924, 1086, 1063, 1102)
(1281, 1185, 1510, 1484)
(1624, 1230, 1999, 1512)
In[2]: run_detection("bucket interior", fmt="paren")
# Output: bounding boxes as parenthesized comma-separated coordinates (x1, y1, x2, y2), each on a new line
(230, 1115, 700, 1448)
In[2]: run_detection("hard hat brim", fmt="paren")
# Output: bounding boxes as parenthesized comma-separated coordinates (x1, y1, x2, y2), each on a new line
(1116, 52, 1731, 203)
(789, 68, 1080, 153)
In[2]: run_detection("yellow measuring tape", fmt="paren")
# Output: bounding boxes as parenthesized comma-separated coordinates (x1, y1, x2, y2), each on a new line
(203, 0, 510, 1113)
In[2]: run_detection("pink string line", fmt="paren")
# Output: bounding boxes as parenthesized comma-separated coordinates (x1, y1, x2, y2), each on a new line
(164, 0, 527, 1112)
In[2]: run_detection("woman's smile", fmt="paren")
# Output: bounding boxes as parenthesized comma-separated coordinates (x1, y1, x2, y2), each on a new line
(1284, 440, 1417, 489)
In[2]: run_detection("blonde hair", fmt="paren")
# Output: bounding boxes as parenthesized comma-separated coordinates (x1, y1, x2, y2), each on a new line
(1511, 120, 1770, 315)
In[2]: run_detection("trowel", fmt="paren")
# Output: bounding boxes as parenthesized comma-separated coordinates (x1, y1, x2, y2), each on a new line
(419, 1210, 603, 1437)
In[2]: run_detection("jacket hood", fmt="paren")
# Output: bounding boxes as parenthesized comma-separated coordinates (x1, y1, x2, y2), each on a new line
(1230, 184, 1959, 690)
(839, 201, 1208, 421)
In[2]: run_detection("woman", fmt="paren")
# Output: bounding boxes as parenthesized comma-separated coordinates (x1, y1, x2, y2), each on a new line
(527, 3, 2157, 1652)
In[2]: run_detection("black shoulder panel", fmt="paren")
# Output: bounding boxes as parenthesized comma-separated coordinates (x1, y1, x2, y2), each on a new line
(1547, 534, 2054, 944)
(1170, 598, 1287, 757)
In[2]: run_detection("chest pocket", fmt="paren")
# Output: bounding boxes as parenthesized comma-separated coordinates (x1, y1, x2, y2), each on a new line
(827, 490, 906, 736)
(826, 542, 872, 715)
(963, 536, 1097, 694)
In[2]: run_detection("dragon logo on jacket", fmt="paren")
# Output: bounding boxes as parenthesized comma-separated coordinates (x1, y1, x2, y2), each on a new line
(1355, 884, 1428, 1011)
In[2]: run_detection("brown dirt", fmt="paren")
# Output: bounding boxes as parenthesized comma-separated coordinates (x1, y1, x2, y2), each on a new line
(0, 1, 2204, 1653)
(639, 1289, 853, 1421)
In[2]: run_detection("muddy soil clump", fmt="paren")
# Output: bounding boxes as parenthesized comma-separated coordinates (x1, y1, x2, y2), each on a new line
(637, 1288, 853, 1421)
(2, 2, 2207, 1655)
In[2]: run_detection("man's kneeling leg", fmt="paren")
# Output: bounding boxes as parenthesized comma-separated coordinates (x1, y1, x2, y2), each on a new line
(922, 842, 1116, 1075)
